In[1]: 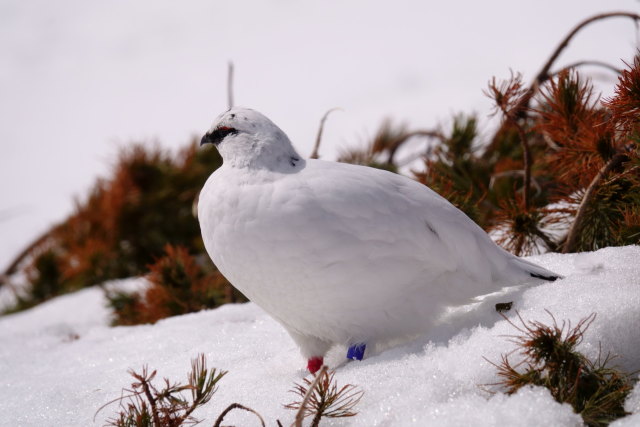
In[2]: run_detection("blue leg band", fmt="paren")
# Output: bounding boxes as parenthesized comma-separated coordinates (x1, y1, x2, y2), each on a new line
(347, 343, 366, 360)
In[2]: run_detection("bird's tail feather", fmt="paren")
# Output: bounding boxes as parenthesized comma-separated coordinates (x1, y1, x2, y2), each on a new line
(510, 257, 562, 282)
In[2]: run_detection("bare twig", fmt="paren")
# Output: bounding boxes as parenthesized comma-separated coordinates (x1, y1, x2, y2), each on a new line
(488, 12, 640, 148)
(294, 365, 327, 427)
(487, 74, 534, 210)
(310, 108, 341, 159)
(551, 60, 622, 78)
(489, 170, 542, 196)
(535, 13, 639, 89)
(227, 61, 234, 109)
(213, 403, 266, 427)
(1, 228, 56, 285)
(562, 153, 627, 253)
(387, 130, 445, 165)
(515, 122, 532, 210)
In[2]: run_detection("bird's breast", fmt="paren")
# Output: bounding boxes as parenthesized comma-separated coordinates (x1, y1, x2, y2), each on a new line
(199, 169, 438, 337)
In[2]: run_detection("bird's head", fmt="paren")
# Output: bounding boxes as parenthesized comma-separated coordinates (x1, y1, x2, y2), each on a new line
(201, 107, 303, 171)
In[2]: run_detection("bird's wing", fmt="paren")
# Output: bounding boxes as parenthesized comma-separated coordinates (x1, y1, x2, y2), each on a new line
(265, 160, 519, 298)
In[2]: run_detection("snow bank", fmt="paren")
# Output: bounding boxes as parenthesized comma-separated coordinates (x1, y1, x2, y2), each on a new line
(0, 246, 638, 426)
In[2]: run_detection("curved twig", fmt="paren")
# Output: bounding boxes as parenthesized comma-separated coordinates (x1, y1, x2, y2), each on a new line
(310, 108, 342, 159)
(1, 228, 57, 286)
(550, 60, 622, 78)
(562, 153, 627, 253)
(387, 130, 445, 165)
(213, 402, 266, 427)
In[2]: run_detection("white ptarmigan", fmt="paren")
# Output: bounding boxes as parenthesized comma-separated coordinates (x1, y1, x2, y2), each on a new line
(198, 107, 560, 373)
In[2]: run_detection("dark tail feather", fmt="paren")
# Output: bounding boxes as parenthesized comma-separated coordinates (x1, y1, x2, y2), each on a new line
(530, 272, 560, 282)
(508, 256, 563, 283)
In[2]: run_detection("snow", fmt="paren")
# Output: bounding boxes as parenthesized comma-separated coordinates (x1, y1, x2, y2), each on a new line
(0, 246, 639, 426)
(614, 380, 640, 426)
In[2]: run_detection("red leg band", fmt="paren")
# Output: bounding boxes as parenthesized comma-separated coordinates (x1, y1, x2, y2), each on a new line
(307, 357, 323, 374)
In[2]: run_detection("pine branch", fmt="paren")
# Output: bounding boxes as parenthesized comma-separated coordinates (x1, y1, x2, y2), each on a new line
(604, 55, 640, 132)
(523, 12, 640, 117)
(488, 311, 634, 426)
(286, 366, 363, 427)
(563, 153, 627, 253)
(183, 354, 227, 420)
(99, 354, 227, 426)
(131, 368, 162, 426)
(535, 12, 639, 88)
(489, 12, 640, 148)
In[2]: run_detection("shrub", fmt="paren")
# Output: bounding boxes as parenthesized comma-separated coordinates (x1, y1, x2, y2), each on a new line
(4, 12, 639, 320)
(285, 365, 364, 427)
(489, 312, 636, 426)
(347, 54, 640, 256)
(98, 354, 228, 427)
(107, 244, 237, 326)
(99, 357, 361, 427)
(2, 141, 235, 314)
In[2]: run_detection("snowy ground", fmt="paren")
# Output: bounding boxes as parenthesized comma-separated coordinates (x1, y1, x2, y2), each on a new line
(1, 246, 639, 426)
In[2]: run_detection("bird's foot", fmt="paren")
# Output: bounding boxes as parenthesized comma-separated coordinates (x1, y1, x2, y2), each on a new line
(307, 357, 323, 374)
(347, 343, 366, 361)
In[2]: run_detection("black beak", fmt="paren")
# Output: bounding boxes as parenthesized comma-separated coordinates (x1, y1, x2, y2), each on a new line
(200, 126, 238, 146)
(200, 133, 212, 146)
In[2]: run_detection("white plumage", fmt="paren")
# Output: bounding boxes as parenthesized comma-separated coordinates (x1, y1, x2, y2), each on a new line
(198, 107, 559, 371)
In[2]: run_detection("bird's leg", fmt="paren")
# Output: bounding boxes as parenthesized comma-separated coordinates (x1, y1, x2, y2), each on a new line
(346, 343, 366, 361)
(284, 326, 331, 373)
